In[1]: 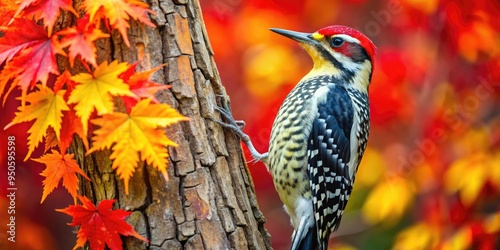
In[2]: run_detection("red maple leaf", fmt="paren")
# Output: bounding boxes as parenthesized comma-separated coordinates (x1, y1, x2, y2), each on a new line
(59, 108, 89, 153)
(0, 19, 65, 104)
(57, 196, 148, 250)
(0, 18, 48, 65)
(57, 15, 110, 67)
(14, 0, 77, 35)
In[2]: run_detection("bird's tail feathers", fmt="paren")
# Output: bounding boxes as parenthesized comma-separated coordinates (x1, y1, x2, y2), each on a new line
(290, 217, 319, 250)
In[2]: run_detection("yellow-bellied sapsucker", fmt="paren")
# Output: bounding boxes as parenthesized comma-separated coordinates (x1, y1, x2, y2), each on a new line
(217, 25, 376, 250)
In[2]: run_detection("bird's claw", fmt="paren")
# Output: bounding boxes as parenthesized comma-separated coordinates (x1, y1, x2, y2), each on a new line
(212, 97, 268, 163)
(213, 99, 247, 138)
(235, 120, 246, 129)
(215, 106, 245, 128)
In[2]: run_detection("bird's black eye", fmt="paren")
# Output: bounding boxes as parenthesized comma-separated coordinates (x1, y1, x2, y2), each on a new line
(330, 37, 344, 47)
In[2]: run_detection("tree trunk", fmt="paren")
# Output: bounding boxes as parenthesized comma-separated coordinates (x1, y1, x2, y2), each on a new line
(71, 0, 272, 249)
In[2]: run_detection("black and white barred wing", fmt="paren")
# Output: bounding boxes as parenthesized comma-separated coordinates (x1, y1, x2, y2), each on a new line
(307, 85, 354, 247)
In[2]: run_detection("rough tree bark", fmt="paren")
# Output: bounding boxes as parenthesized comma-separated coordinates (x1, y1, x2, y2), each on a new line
(67, 0, 272, 249)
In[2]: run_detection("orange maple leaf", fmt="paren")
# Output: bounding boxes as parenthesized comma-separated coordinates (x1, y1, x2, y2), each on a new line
(82, 0, 155, 47)
(14, 0, 77, 35)
(53, 70, 74, 97)
(0, 19, 65, 105)
(88, 99, 188, 193)
(5, 85, 69, 160)
(68, 60, 135, 134)
(57, 15, 110, 67)
(57, 196, 148, 250)
(33, 150, 90, 203)
(44, 127, 59, 153)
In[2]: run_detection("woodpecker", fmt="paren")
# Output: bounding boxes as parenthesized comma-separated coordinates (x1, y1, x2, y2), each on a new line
(216, 25, 375, 250)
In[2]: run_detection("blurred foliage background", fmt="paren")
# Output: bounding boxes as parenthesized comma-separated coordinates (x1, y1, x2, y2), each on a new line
(0, 0, 498, 249)
(200, 0, 500, 249)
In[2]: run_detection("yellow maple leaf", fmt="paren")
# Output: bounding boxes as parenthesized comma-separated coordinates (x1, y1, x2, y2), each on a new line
(68, 60, 135, 134)
(88, 99, 188, 193)
(33, 150, 90, 203)
(5, 85, 69, 161)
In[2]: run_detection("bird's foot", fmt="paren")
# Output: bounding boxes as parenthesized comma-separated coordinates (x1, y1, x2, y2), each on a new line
(212, 97, 268, 163)
(213, 98, 248, 140)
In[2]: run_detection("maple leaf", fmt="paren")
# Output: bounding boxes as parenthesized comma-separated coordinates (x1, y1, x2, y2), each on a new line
(0, 0, 18, 26)
(68, 60, 135, 134)
(88, 99, 188, 193)
(44, 72, 89, 153)
(33, 150, 90, 203)
(57, 196, 148, 250)
(14, 0, 77, 35)
(53, 70, 75, 95)
(0, 19, 42, 64)
(44, 127, 59, 152)
(82, 0, 155, 47)
(60, 108, 90, 153)
(120, 63, 169, 110)
(5, 85, 69, 160)
(53, 71, 90, 152)
(57, 15, 110, 67)
(43, 109, 89, 154)
(0, 19, 65, 105)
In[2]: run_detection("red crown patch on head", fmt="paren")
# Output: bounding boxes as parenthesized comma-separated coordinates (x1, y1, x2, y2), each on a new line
(317, 25, 376, 62)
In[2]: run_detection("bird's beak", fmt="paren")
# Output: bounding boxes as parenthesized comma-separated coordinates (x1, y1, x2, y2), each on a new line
(270, 28, 316, 44)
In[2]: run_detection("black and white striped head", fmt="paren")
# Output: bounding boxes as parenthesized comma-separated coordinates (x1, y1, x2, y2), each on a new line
(270, 25, 376, 90)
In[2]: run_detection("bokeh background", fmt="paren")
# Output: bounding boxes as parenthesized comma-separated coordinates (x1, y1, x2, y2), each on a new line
(0, 0, 499, 249)
(200, 0, 500, 249)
